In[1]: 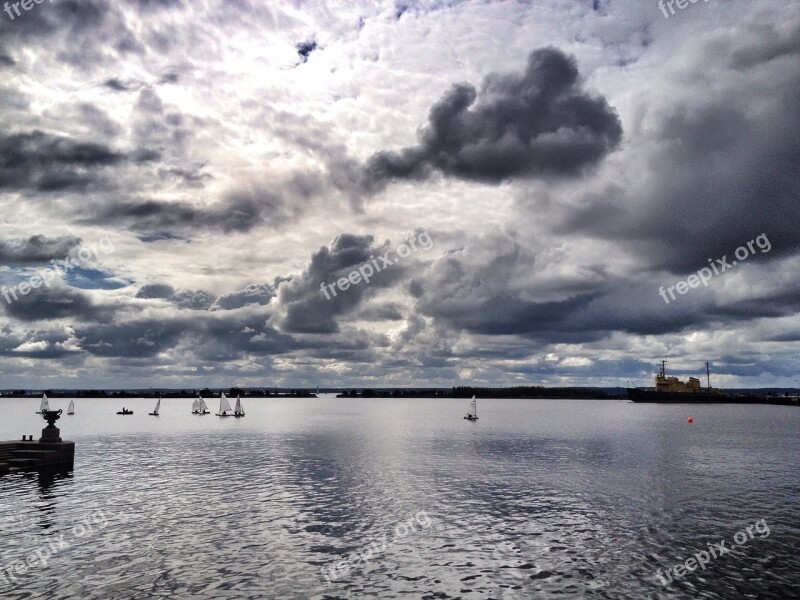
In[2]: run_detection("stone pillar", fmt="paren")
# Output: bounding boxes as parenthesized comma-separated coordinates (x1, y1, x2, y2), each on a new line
(39, 425, 62, 443)
(39, 409, 63, 443)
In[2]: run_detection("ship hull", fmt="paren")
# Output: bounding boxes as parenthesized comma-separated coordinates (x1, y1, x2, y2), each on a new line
(626, 388, 795, 405)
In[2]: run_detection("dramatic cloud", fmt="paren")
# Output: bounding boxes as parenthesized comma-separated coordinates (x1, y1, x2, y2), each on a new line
(0, 283, 115, 323)
(362, 47, 622, 190)
(210, 283, 277, 311)
(275, 233, 414, 334)
(0, 0, 798, 388)
(555, 22, 800, 274)
(79, 189, 286, 233)
(0, 235, 82, 264)
(296, 39, 318, 64)
(0, 131, 127, 191)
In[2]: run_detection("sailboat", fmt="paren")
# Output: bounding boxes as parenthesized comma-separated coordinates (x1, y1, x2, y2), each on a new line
(36, 393, 50, 414)
(192, 396, 209, 415)
(149, 396, 161, 416)
(216, 393, 233, 417)
(464, 395, 479, 421)
(234, 395, 245, 418)
(67, 400, 75, 415)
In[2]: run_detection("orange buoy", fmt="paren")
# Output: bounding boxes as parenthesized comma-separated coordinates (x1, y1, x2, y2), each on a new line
(687, 416, 694, 423)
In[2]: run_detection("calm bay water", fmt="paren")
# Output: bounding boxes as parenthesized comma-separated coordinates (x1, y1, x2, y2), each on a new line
(0, 396, 798, 599)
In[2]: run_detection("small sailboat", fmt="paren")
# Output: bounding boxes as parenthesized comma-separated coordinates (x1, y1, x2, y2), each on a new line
(117, 407, 134, 415)
(192, 396, 209, 414)
(464, 395, 479, 421)
(149, 396, 161, 416)
(234, 395, 245, 418)
(67, 400, 75, 415)
(216, 393, 233, 417)
(36, 393, 50, 414)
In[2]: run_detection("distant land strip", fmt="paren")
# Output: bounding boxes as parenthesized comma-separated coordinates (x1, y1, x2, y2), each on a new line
(338, 387, 626, 399)
(0, 386, 797, 400)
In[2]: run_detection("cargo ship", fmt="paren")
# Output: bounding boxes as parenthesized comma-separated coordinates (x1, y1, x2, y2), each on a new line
(627, 360, 797, 405)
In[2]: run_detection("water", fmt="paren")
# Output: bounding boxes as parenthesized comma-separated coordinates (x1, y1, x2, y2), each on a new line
(1, 396, 798, 599)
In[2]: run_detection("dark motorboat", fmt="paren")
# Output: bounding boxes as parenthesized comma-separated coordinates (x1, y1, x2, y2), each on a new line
(117, 408, 134, 415)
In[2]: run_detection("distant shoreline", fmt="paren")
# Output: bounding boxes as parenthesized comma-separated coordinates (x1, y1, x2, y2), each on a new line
(0, 389, 317, 399)
(336, 387, 626, 399)
(1, 385, 796, 401)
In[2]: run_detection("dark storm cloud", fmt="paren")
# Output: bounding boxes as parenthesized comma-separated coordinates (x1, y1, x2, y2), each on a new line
(556, 27, 800, 274)
(136, 283, 275, 312)
(0, 235, 81, 265)
(361, 47, 622, 190)
(75, 239, 415, 360)
(137, 231, 187, 243)
(275, 234, 409, 334)
(407, 232, 727, 343)
(77, 309, 296, 360)
(135, 284, 176, 299)
(210, 283, 278, 311)
(0, 55, 15, 67)
(0, 1, 145, 70)
(189, 313, 296, 362)
(1, 284, 115, 323)
(708, 288, 800, 320)
(296, 39, 317, 64)
(0, 326, 81, 360)
(81, 188, 284, 233)
(0, 131, 130, 192)
(86, 199, 196, 230)
(78, 317, 191, 358)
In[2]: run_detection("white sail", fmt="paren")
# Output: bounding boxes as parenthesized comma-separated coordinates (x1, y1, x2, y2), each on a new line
(199, 397, 208, 411)
(192, 398, 200, 412)
(67, 400, 75, 415)
(234, 396, 244, 415)
(470, 397, 477, 417)
(152, 398, 161, 415)
(39, 394, 49, 413)
(218, 393, 233, 413)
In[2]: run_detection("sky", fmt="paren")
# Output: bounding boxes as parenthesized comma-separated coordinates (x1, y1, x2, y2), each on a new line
(0, 0, 798, 389)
